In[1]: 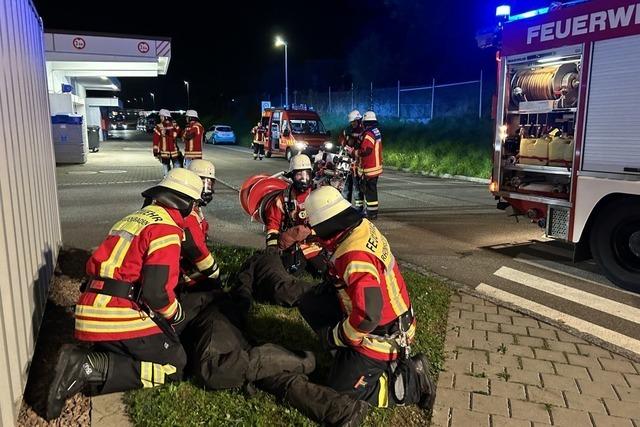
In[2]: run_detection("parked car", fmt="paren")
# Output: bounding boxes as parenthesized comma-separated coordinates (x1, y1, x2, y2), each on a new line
(204, 125, 236, 144)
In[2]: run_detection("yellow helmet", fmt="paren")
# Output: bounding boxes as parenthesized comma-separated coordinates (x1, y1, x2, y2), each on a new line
(157, 168, 203, 200)
(188, 159, 216, 179)
(363, 110, 377, 122)
(289, 154, 312, 172)
(305, 186, 353, 227)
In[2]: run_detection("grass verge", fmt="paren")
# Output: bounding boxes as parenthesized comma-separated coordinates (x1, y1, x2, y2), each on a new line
(125, 245, 451, 426)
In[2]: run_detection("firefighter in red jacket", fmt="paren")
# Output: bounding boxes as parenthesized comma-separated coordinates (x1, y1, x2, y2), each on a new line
(356, 111, 383, 220)
(46, 168, 205, 420)
(182, 110, 204, 169)
(264, 154, 325, 278)
(340, 109, 364, 205)
(153, 109, 182, 176)
(298, 186, 436, 410)
(251, 121, 266, 160)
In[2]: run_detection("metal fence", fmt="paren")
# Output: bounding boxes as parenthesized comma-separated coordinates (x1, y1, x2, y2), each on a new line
(294, 71, 489, 122)
(0, 0, 62, 424)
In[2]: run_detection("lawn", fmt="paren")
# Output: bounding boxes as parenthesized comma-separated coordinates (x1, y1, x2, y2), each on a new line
(125, 245, 451, 426)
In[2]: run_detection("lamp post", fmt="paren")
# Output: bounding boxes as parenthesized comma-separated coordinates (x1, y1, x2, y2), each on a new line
(184, 80, 190, 109)
(275, 36, 288, 107)
(149, 92, 155, 109)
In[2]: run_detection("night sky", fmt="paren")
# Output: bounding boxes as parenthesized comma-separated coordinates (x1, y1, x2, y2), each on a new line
(33, 0, 552, 112)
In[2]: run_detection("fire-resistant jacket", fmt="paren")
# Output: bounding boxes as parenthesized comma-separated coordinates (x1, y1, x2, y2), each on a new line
(76, 205, 185, 342)
(327, 219, 415, 361)
(252, 125, 266, 145)
(182, 206, 219, 282)
(183, 120, 204, 159)
(359, 127, 383, 178)
(153, 119, 180, 159)
(264, 186, 321, 259)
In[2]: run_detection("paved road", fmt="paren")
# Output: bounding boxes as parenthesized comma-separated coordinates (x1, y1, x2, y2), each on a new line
(56, 131, 640, 357)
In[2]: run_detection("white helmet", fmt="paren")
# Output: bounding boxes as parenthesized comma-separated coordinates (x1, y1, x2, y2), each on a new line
(186, 109, 198, 119)
(156, 168, 203, 200)
(348, 109, 362, 123)
(363, 111, 377, 122)
(289, 154, 312, 172)
(188, 159, 215, 179)
(159, 109, 171, 118)
(305, 186, 353, 227)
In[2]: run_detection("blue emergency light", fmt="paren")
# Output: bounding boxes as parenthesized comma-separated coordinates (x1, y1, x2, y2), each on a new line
(496, 5, 511, 18)
(509, 7, 550, 21)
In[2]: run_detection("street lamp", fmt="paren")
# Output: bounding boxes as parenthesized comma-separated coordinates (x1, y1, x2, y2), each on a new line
(184, 80, 190, 109)
(149, 92, 155, 109)
(275, 36, 288, 107)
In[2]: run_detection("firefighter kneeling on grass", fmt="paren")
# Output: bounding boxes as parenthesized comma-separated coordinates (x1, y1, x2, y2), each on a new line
(356, 111, 383, 220)
(298, 186, 436, 410)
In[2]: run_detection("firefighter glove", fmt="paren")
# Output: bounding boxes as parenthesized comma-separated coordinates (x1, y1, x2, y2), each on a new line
(278, 225, 312, 250)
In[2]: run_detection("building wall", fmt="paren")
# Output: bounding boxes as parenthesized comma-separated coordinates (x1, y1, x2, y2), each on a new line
(0, 0, 62, 424)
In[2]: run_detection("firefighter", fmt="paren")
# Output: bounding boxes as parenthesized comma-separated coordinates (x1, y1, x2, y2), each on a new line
(340, 110, 364, 206)
(46, 168, 206, 420)
(153, 109, 182, 176)
(251, 121, 266, 160)
(182, 110, 204, 169)
(298, 186, 436, 410)
(356, 111, 383, 220)
(264, 154, 326, 280)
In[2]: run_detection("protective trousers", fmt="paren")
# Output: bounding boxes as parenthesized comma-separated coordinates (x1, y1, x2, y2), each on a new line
(342, 172, 355, 203)
(253, 143, 265, 159)
(161, 156, 182, 177)
(356, 177, 378, 217)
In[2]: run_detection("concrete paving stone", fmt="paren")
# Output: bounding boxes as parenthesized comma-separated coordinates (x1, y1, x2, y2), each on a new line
(509, 400, 552, 424)
(475, 305, 499, 314)
(461, 310, 487, 321)
(513, 317, 540, 328)
(498, 307, 519, 316)
(430, 405, 451, 427)
(490, 380, 527, 400)
(450, 408, 490, 427)
(577, 380, 618, 399)
(448, 309, 462, 319)
(521, 358, 556, 374)
(457, 348, 490, 365)
(472, 393, 509, 417)
(545, 341, 578, 354)
(461, 295, 487, 305)
(614, 385, 640, 403)
(459, 328, 489, 341)
(504, 344, 535, 359)
(591, 413, 634, 427)
(500, 324, 529, 336)
(450, 293, 463, 303)
(455, 374, 490, 393)
(599, 358, 637, 374)
(489, 354, 522, 369)
(490, 415, 531, 427)
(508, 369, 543, 387)
(526, 386, 566, 407)
(537, 321, 558, 330)
(540, 374, 579, 392)
(486, 314, 512, 324)
(437, 371, 455, 389)
(576, 344, 612, 358)
(589, 369, 630, 387)
(473, 339, 505, 352)
(435, 388, 471, 410)
(488, 332, 516, 345)
(516, 336, 546, 348)
(444, 358, 472, 374)
(567, 354, 602, 369)
(528, 328, 558, 340)
(564, 391, 607, 414)
(604, 399, 640, 419)
(475, 362, 513, 376)
(534, 349, 568, 364)
(475, 320, 500, 332)
(623, 374, 640, 388)
(449, 319, 474, 330)
(553, 363, 591, 380)
(555, 331, 587, 344)
(451, 302, 474, 311)
(549, 407, 593, 427)
(91, 393, 132, 427)
(447, 336, 474, 349)
(633, 361, 640, 374)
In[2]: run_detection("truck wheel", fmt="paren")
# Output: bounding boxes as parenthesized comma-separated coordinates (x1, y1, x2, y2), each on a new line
(590, 199, 640, 292)
(285, 148, 293, 161)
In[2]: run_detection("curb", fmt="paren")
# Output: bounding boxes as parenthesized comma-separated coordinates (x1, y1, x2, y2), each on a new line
(399, 260, 640, 363)
(385, 165, 490, 184)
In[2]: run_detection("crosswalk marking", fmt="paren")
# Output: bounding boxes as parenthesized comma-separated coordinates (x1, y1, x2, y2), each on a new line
(494, 266, 640, 325)
(476, 283, 640, 354)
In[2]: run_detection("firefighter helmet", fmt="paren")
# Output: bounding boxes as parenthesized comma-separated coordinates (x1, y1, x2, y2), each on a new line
(363, 111, 377, 122)
(188, 159, 216, 179)
(156, 168, 203, 201)
(348, 109, 362, 123)
(159, 109, 171, 118)
(289, 154, 312, 172)
(289, 154, 313, 191)
(305, 186, 353, 227)
(186, 109, 198, 119)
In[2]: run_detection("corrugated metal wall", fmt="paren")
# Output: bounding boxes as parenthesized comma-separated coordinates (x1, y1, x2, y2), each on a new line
(0, 0, 62, 424)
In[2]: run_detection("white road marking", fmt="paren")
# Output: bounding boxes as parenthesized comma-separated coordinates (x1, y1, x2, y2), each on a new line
(476, 283, 640, 354)
(494, 266, 640, 324)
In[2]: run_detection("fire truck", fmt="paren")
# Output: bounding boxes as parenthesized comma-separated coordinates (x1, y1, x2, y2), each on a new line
(482, 0, 640, 291)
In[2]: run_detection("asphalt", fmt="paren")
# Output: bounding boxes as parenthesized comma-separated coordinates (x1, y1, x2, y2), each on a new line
(56, 130, 640, 356)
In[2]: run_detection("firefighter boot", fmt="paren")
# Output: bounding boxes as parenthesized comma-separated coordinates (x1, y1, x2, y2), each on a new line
(256, 373, 370, 427)
(247, 344, 316, 381)
(46, 345, 107, 420)
(412, 353, 437, 411)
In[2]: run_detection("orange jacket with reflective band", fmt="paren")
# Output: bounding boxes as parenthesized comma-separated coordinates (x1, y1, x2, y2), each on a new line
(152, 120, 180, 158)
(76, 205, 185, 342)
(181, 207, 218, 284)
(359, 128, 383, 177)
(252, 126, 266, 145)
(328, 219, 414, 361)
(183, 120, 204, 159)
